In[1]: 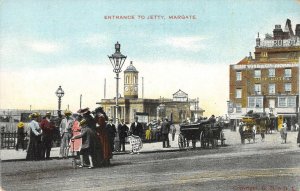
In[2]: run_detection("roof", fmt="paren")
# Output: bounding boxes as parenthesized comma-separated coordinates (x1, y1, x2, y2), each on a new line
(124, 61, 138, 72)
(173, 89, 188, 96)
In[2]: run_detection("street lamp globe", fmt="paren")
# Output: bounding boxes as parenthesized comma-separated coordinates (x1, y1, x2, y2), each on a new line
(108, 42, 127, 74)
(55, 85, 64, 117)
(55, 86, 65, 98)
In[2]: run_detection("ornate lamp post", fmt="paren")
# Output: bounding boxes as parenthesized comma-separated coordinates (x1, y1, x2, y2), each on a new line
(108, 42, 127, 151)
(108, 42, 127, 124)
(55, 86, 64, 117)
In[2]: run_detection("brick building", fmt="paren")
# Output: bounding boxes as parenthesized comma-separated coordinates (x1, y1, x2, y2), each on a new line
(98, 62, 204, 124)
(229, 19, 300, 130)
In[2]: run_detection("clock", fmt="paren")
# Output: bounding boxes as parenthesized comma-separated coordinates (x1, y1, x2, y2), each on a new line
(125, 87, 129, 92)
(134, 86, 138, 92)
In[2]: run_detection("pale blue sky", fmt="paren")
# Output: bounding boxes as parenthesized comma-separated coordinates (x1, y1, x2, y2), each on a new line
(1, 0, 300, 115)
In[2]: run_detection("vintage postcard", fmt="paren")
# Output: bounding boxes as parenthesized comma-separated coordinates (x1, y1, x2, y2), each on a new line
(0, 0, 300, 190)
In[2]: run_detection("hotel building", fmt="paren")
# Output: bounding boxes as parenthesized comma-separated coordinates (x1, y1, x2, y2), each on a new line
(229, 19, 300, 130)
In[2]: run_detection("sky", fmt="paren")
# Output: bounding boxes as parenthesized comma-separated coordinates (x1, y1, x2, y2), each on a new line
(0, 0, 300, 116)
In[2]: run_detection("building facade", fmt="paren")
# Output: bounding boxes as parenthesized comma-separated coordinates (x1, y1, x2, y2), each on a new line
(98, 62, 204, 124)
(229, 19, 300, 130)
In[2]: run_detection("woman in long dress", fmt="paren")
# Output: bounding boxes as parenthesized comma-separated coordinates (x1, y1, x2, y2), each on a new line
(94, 107, 112, 166)
(26, 113, 43, 161)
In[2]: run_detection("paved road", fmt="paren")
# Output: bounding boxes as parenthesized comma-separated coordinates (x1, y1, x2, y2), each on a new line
(1, 131, 300, 191)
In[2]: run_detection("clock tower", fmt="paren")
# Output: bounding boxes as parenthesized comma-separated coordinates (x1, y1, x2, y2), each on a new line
(124, 61, 138, 99)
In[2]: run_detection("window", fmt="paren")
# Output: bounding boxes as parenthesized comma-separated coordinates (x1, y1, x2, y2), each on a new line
(254, 69, 261, 78)
(278, 97, 286, 107)
(284, 68, 291, 78)
(236, 89, 242, 98)
(255, 97, 263, 108)
(287, 97, 296, 107)
(268, 84, 275, 94)
(254, 84, 261, 95)
(268, 68, 275, 77)
(236, 71, 241, 81)
(236, 103, 242, 113)
(278, 96, 296, 107)
(261, 52, 268, 57)
(248, 97, 263, 108)
(284, 83, 291, 92)
(248, 97, 255, 108)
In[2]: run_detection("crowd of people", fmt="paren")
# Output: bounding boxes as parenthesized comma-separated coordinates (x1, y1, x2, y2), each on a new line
(16, 107, 149, 168)
(15, 110, 300, 168)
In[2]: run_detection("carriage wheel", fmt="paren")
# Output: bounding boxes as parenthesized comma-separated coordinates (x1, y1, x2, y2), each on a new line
(220, 132, 225, 146)
(178, 134, 185, 149)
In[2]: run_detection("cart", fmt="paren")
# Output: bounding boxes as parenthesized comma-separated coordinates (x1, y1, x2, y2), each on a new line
(240, 117, 256, 144)
(178, 120, 225, 149)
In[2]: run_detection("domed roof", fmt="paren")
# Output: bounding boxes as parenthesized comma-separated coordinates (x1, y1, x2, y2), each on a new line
(124, 61, 138, 72)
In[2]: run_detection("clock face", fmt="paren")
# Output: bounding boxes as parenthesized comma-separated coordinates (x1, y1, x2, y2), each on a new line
(125, 87, 129, 92)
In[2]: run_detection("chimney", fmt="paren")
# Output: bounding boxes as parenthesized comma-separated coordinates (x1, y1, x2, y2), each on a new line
(256, 32, 260, 47)
(296, 24, 300, 37)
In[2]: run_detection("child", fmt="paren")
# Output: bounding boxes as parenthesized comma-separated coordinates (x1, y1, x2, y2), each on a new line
(71, 119, 94, 169)
(145, 127, 151, 141)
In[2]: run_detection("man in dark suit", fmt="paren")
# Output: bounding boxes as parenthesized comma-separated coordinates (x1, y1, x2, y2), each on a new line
(118, 119, 129, 152)
(161, 118, 170, 148)
(106, 118, 117, 151)
(130, 117, 143, 138)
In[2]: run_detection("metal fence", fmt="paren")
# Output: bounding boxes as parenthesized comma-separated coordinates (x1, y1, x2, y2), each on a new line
(0, 132, 28, 149)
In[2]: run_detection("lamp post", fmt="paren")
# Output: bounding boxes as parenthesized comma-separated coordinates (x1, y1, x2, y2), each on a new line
(108, 42, 127, 152)
(108, 42, 127, 124)
(55, 86, 64, 117)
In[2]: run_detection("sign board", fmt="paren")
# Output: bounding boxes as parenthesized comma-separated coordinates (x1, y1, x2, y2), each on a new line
(128, 135, 143, 153)
(233, 63, 298, 70)
(135, 112, 149, 123)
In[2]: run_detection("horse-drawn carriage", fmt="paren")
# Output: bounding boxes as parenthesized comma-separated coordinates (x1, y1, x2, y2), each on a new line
(178, 119, 225, 149)
(239, 111, 270, 144)
(239, 117, 256, 144)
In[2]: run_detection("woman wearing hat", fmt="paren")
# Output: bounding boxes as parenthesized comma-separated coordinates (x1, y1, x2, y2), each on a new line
(26, 113, 43, 161)
(16, 122, 26, 151)
(94, 107, 112, 166)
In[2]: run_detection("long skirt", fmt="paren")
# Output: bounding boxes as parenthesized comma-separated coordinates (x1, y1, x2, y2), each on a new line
(26, 135, 42, 161)
(96, 127, 112, 161)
